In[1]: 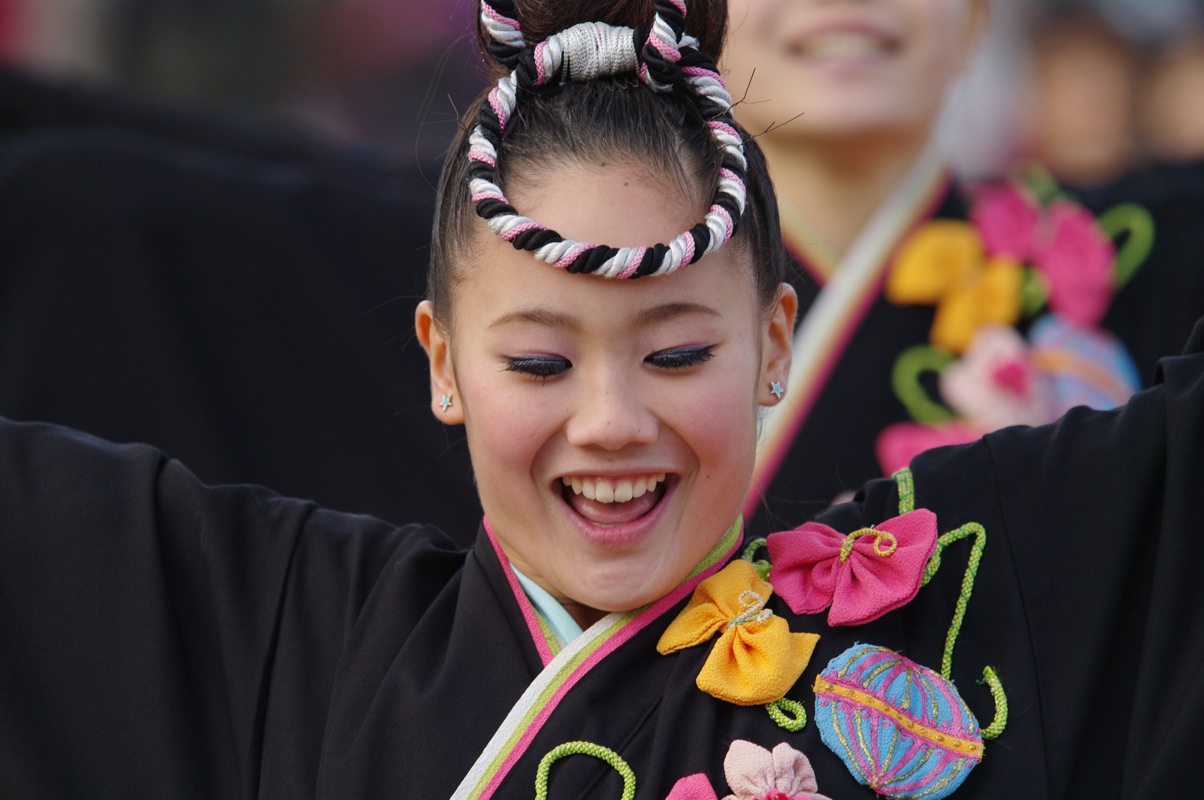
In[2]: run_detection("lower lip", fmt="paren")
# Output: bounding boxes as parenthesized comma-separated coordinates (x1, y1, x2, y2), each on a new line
(560, 479, 674, 549)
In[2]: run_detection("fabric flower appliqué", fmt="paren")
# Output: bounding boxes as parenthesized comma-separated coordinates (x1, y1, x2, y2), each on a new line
(939, 324, 1049, 431)
(666, 740, 833, 800)
(766, 510, 938, 626)
(875, 316, 1141, 475)
(657, 559, 819, 706)
(971, 182, 1116, 327)
(885, 219, 1022, 355)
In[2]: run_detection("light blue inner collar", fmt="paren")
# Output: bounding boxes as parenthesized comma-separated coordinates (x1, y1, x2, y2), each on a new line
(511, 565, 584, 646)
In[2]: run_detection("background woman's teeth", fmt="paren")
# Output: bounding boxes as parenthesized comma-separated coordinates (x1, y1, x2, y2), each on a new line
(582, 478, 597, 501)
(808, 33, 883, 57)
(631, 481, 647, 499)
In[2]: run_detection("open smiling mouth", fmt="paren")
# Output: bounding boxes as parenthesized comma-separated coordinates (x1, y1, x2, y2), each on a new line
(560, 474, 669, 526)
(788, 31, 899, 60)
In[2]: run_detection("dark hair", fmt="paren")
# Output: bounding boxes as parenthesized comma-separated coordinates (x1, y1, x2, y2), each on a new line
(427, 0, 785, 325)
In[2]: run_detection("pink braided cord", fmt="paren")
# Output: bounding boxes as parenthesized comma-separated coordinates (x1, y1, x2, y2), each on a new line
(471, 190, 507, 204)
(481, 2, 521, 36)
(501, 220, 549, 241)
(616, 247, 649, 279)
(487, 87, 510, 131)
(533, 41, 549, 86)
(551, 243, 591, 270)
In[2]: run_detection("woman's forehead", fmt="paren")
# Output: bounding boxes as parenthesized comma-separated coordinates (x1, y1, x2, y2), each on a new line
(504, 158, 708, 248)
(455, 236, 755, 334)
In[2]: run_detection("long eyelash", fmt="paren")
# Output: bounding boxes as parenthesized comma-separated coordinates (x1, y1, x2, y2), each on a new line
(504, 356, 571, 379)
(647, 345, 717, 370)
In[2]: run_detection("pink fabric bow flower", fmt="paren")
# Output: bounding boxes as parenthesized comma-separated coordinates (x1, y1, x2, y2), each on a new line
(664, 740, 832, 800)
(722, 740, 832, 800)
(767, 510, 939, 626)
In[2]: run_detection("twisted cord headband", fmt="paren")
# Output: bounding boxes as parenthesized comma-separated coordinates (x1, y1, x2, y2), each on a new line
(469, 0, 748, 279)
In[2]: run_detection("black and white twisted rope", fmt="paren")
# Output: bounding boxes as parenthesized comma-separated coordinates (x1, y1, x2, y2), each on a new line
(468, 0, 748, 279)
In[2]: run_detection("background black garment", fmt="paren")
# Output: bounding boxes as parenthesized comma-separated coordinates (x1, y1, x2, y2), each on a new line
(0, 67, 481, 539)
(751, 169, 1204, 535)
(1080, 158, 1204, 381)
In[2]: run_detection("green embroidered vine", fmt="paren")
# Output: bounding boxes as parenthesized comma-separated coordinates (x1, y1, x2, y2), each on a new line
(891, 346, 958, 424)
(534, 741, 636, 800)
(978, 666, 1008, 740)
(922, 522, 985, 680)
(893, 467, 916, 513)
(896, 468, 1009, 741)
(1097, 202, 1155, 291)
(742, 537, 771, 582)
(1021, 163, 1064, 206)
(1020, 267, 1050, 317)
(765, 697, 808, 732)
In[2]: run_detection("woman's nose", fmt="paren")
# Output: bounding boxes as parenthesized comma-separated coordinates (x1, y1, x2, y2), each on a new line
(564, 375, 659, 451)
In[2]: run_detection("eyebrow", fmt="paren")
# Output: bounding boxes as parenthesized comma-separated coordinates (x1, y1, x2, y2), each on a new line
(488, 302, 721, 331)
(489, 308, 580, 331)
(634, 302, 722, 326)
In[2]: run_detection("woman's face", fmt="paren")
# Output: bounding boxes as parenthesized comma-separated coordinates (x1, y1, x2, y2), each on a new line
(417, 159, 795, 624)
(723, 0, 986, 146)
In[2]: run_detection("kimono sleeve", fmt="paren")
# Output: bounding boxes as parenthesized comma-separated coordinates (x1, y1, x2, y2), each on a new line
(0, 417, 431, 798)
(970, 338, 1203, 797)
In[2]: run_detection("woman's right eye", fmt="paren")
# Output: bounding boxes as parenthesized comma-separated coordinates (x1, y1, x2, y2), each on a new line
(504, 356, 572, 379)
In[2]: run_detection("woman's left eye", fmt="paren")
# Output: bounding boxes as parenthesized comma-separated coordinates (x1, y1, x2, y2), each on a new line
(645, 345, 717, 371)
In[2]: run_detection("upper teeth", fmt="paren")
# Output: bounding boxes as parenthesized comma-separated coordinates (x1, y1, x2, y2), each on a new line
(562, 474, 667, 504)
(803, 32, 887, 58)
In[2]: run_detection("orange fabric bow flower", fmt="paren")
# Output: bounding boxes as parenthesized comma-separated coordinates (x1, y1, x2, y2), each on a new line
(657, 560, 820, 706)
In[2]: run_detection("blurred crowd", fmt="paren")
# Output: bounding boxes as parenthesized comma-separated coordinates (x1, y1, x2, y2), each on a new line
(2, 0, 1202, 185)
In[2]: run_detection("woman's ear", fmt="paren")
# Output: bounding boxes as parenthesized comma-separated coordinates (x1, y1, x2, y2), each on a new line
(758, 282, 797, 406)
(415, 300, 465, 424)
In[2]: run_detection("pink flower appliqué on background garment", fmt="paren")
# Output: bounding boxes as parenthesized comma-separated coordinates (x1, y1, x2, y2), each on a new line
(1032, 200, 1115, 328)
(874, 420, 985, 476)
(940, 325, 1050, 431)
(969, 182, 1039, 260)
(767, 510, 938, 626)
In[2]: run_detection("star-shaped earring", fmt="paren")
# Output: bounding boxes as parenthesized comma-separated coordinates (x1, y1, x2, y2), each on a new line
(439, 394, 454, 412)
(770, 381, 785, 399)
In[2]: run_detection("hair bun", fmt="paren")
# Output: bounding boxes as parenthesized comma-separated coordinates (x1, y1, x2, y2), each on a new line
(477, 0, 727, 72)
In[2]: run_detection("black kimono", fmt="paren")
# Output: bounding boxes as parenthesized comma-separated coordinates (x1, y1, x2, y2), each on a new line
(2, 319, 1202, 798)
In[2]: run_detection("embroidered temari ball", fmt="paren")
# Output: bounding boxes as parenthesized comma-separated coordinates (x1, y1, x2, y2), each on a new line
(813, 645, 982, 800)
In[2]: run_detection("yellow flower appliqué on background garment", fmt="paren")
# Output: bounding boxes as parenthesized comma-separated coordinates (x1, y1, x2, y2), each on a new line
(886, 220, 1022, 354)
(657, 559, 819, 706)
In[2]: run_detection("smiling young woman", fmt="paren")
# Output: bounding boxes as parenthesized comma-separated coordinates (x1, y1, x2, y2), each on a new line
(0, 1, 1201, 798)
